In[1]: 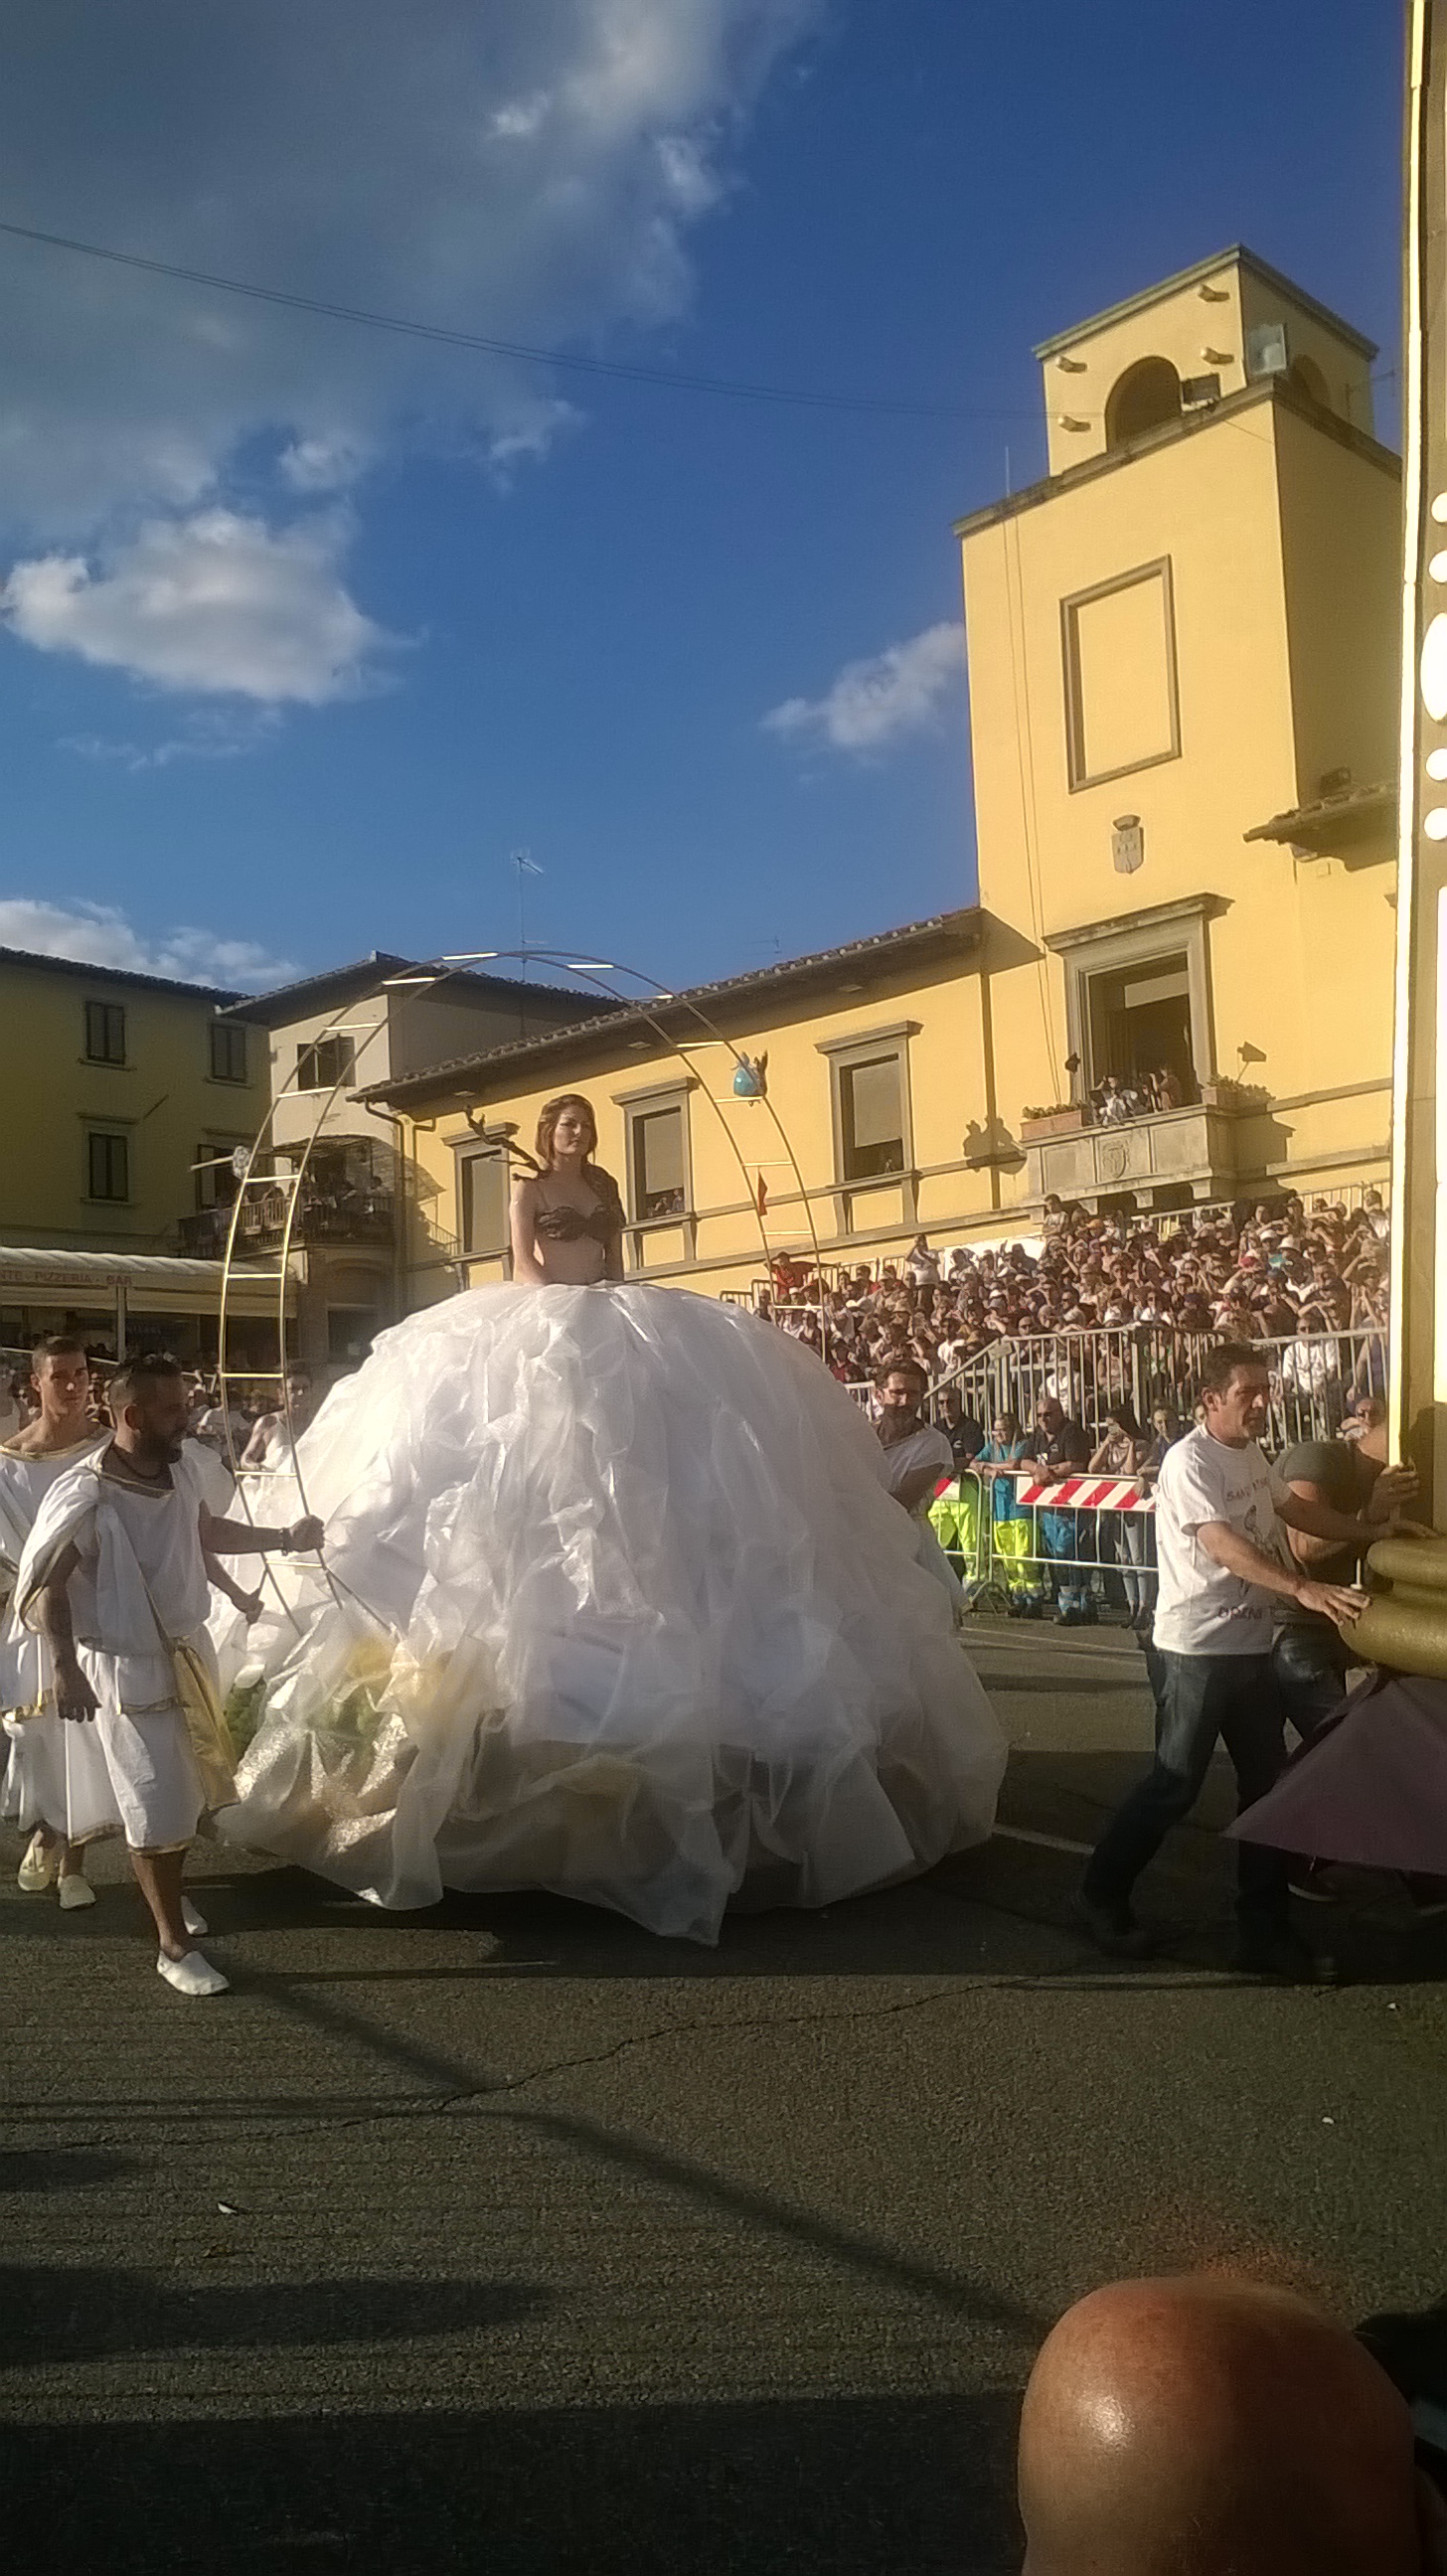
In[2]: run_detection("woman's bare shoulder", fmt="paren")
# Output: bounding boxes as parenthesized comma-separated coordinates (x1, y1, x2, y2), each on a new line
(511, 1173, 540, 1203)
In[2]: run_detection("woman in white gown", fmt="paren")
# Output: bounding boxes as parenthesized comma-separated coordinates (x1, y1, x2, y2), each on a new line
(217, 1094, 1005, 1941)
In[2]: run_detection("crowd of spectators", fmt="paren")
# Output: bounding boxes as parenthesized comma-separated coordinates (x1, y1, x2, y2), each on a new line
(0, 1352, 320, 1459)
(761, 1189, 1390, 1395)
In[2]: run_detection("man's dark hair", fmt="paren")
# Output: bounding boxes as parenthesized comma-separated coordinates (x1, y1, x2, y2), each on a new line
(1198, 1341, 1266, 1400)
(874, 1356, 927, 1393)
(30, 1334, 88, 1369)
(108, 1352, 185, 1413)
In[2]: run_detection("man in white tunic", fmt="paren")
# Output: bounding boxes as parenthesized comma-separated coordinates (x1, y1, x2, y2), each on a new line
(17, 1354, 322, 1998)
(1079, 1342, 1420, 1978)
(1, 1336, 107, 1903)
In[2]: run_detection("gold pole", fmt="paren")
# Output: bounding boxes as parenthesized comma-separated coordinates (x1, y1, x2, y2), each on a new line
(1389, 0, 1447, 1512)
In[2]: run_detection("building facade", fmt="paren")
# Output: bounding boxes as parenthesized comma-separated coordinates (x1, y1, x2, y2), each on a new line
(213, 955, 617, 1363)
(366, 248, 1402, 1304)
(0, 946, 274, 1357)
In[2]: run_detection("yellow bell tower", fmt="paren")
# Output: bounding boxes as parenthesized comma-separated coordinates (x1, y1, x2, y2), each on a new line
(960, 246, 1401, 1213)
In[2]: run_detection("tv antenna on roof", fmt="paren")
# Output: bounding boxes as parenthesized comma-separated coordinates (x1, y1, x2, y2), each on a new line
(511, 849, 543, 970)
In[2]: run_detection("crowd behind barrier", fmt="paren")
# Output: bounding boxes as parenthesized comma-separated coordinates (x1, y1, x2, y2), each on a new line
(756, 1186, 1391, 1616)
(758, 1189, 1388, 1410)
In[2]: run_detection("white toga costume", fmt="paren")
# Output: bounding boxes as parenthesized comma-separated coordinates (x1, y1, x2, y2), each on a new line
(15, 1440, 236, 1852)
(1, 1434, 111, 1838)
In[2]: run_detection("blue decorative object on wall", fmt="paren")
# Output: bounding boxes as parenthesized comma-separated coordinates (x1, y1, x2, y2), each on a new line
(731, 1053, 768, 1099)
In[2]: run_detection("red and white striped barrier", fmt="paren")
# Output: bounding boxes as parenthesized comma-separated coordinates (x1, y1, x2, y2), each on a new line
(1013, 1475, 1154, 1514)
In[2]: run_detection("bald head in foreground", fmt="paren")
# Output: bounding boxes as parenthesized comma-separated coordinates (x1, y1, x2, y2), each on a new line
(1019, 2274, 1442, 2574)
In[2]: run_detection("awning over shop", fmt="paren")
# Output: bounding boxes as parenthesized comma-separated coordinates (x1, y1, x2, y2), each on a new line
(0, 1245, 289, 1352)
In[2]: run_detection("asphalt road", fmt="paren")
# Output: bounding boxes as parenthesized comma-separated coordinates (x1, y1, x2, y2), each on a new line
(4, 1618, 1444, 2576)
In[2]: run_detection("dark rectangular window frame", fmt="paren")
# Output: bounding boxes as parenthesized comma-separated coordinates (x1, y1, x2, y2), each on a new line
(609, 1078, 698, 1271)
(816, 1022, 919, 1233)
(628, 1100, 688, 1223)
(295, 1034, 358, 1094)
(83, 999, 127, 1065)
(457, 1145, 511, 1260)
(209, 1020, 249, 1084)
(85, 1128, 131, 1203)
(612, 1081, 696, 1228)
(195, 1138, 248, 1212)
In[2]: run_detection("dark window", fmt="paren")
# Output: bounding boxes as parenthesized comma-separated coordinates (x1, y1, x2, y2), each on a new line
(1104, 357, 1183, 447)
(87, 1131, 129, 1201)
(84, 1000, 126, 1063)
(296, 1035, 357, 1092)
(196, 1142, 244, 1211)
(460, 1151, 508, 1256)
(210, 1021, 247, 1083)
(630, 1105, 686, 1219)
(1085, 949, 1196, 1100)
(840, 1054, 904, 1180)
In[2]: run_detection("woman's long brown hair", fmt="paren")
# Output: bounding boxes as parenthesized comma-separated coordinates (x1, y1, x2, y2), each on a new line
(534, 1093, 623, 1224)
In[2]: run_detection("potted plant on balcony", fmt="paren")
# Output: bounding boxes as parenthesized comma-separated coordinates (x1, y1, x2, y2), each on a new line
(1199, 1076, 1269, 1112)
(1020, 1101, 1091, 1140)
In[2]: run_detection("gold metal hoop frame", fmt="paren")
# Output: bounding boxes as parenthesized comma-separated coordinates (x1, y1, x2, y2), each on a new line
(216, 946, 828, 1626)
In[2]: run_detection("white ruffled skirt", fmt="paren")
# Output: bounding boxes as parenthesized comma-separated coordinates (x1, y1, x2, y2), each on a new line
(216, 1285, 1005, 1942)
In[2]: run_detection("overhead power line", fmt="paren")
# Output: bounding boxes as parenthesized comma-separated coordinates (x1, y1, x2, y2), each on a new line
(0, 212, 1023, 423)
(0, 215, 1400, 432)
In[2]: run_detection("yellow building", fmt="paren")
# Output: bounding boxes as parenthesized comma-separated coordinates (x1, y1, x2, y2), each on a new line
(214, 953, 617, 1363)
(367, 246, 1402, 1302)
(0, 944, 276, 1356)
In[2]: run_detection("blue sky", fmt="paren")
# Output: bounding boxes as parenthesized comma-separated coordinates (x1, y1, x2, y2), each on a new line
(0, 0, 1402, 997)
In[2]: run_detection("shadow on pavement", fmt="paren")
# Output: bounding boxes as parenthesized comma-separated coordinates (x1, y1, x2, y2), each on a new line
(0, 2149, 138, 2193)
(0, 2264, 549, 2364)
(2, 2389, 1022, 2575)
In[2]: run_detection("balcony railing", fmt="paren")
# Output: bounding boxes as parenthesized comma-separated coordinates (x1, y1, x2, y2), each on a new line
(179, 1190, 396, 1259)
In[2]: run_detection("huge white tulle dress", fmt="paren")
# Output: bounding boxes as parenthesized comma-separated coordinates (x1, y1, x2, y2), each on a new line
(215, 1284, 1005, 1942)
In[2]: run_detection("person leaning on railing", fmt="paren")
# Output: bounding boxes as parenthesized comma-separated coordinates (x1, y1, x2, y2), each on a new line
(975, 1411, 1033, 1597)
(1088, 1401, 1153, 1634)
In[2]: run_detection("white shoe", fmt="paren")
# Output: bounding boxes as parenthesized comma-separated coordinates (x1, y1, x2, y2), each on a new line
(17, 1831, 58, 1893)
(156, 1948, 230, 1998)
(58, 1874, 96, 1910)
(181, 1897, 208, 1936)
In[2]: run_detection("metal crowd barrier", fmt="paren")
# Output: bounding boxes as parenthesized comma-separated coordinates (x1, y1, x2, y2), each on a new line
(925, 1467, 1158, 1617)
(929, 1325, 1386, 1453)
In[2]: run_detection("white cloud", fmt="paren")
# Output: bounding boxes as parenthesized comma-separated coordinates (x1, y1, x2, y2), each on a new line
(3, 508, 391, 703)
(0, 896, 296, 991)
(60, 707, 279, 769)
(278, 435, 374, 494)
(483, 396, 584, 481)
(0, 3, 819, 542)
(0, 4, 818, 713)
(763, 620, 964, 754)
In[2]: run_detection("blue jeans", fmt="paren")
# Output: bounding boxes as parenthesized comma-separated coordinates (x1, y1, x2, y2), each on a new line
(1083, 1650, 1289, 1931)
(1040, 1509, 1079, 1598)
(1271, 1625, 1350, 1746)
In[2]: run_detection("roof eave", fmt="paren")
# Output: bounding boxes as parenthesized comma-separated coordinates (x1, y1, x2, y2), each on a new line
(1243, 786, 1396, 847)
(1033, 243, 1377, 362)
(362, 907, 983, 1110)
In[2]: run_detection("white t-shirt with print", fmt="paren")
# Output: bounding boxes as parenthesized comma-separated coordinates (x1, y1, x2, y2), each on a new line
(1153, 1427, 1291, 1658)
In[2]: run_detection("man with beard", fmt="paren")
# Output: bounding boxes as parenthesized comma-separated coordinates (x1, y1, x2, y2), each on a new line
(16, 1354, 322, 1997)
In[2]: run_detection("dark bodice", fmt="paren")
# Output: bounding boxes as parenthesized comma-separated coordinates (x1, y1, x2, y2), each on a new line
(533, 1193, 618, 1246)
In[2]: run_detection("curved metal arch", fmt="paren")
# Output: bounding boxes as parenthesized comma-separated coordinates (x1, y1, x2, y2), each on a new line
(216, 943, 831, 1612)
